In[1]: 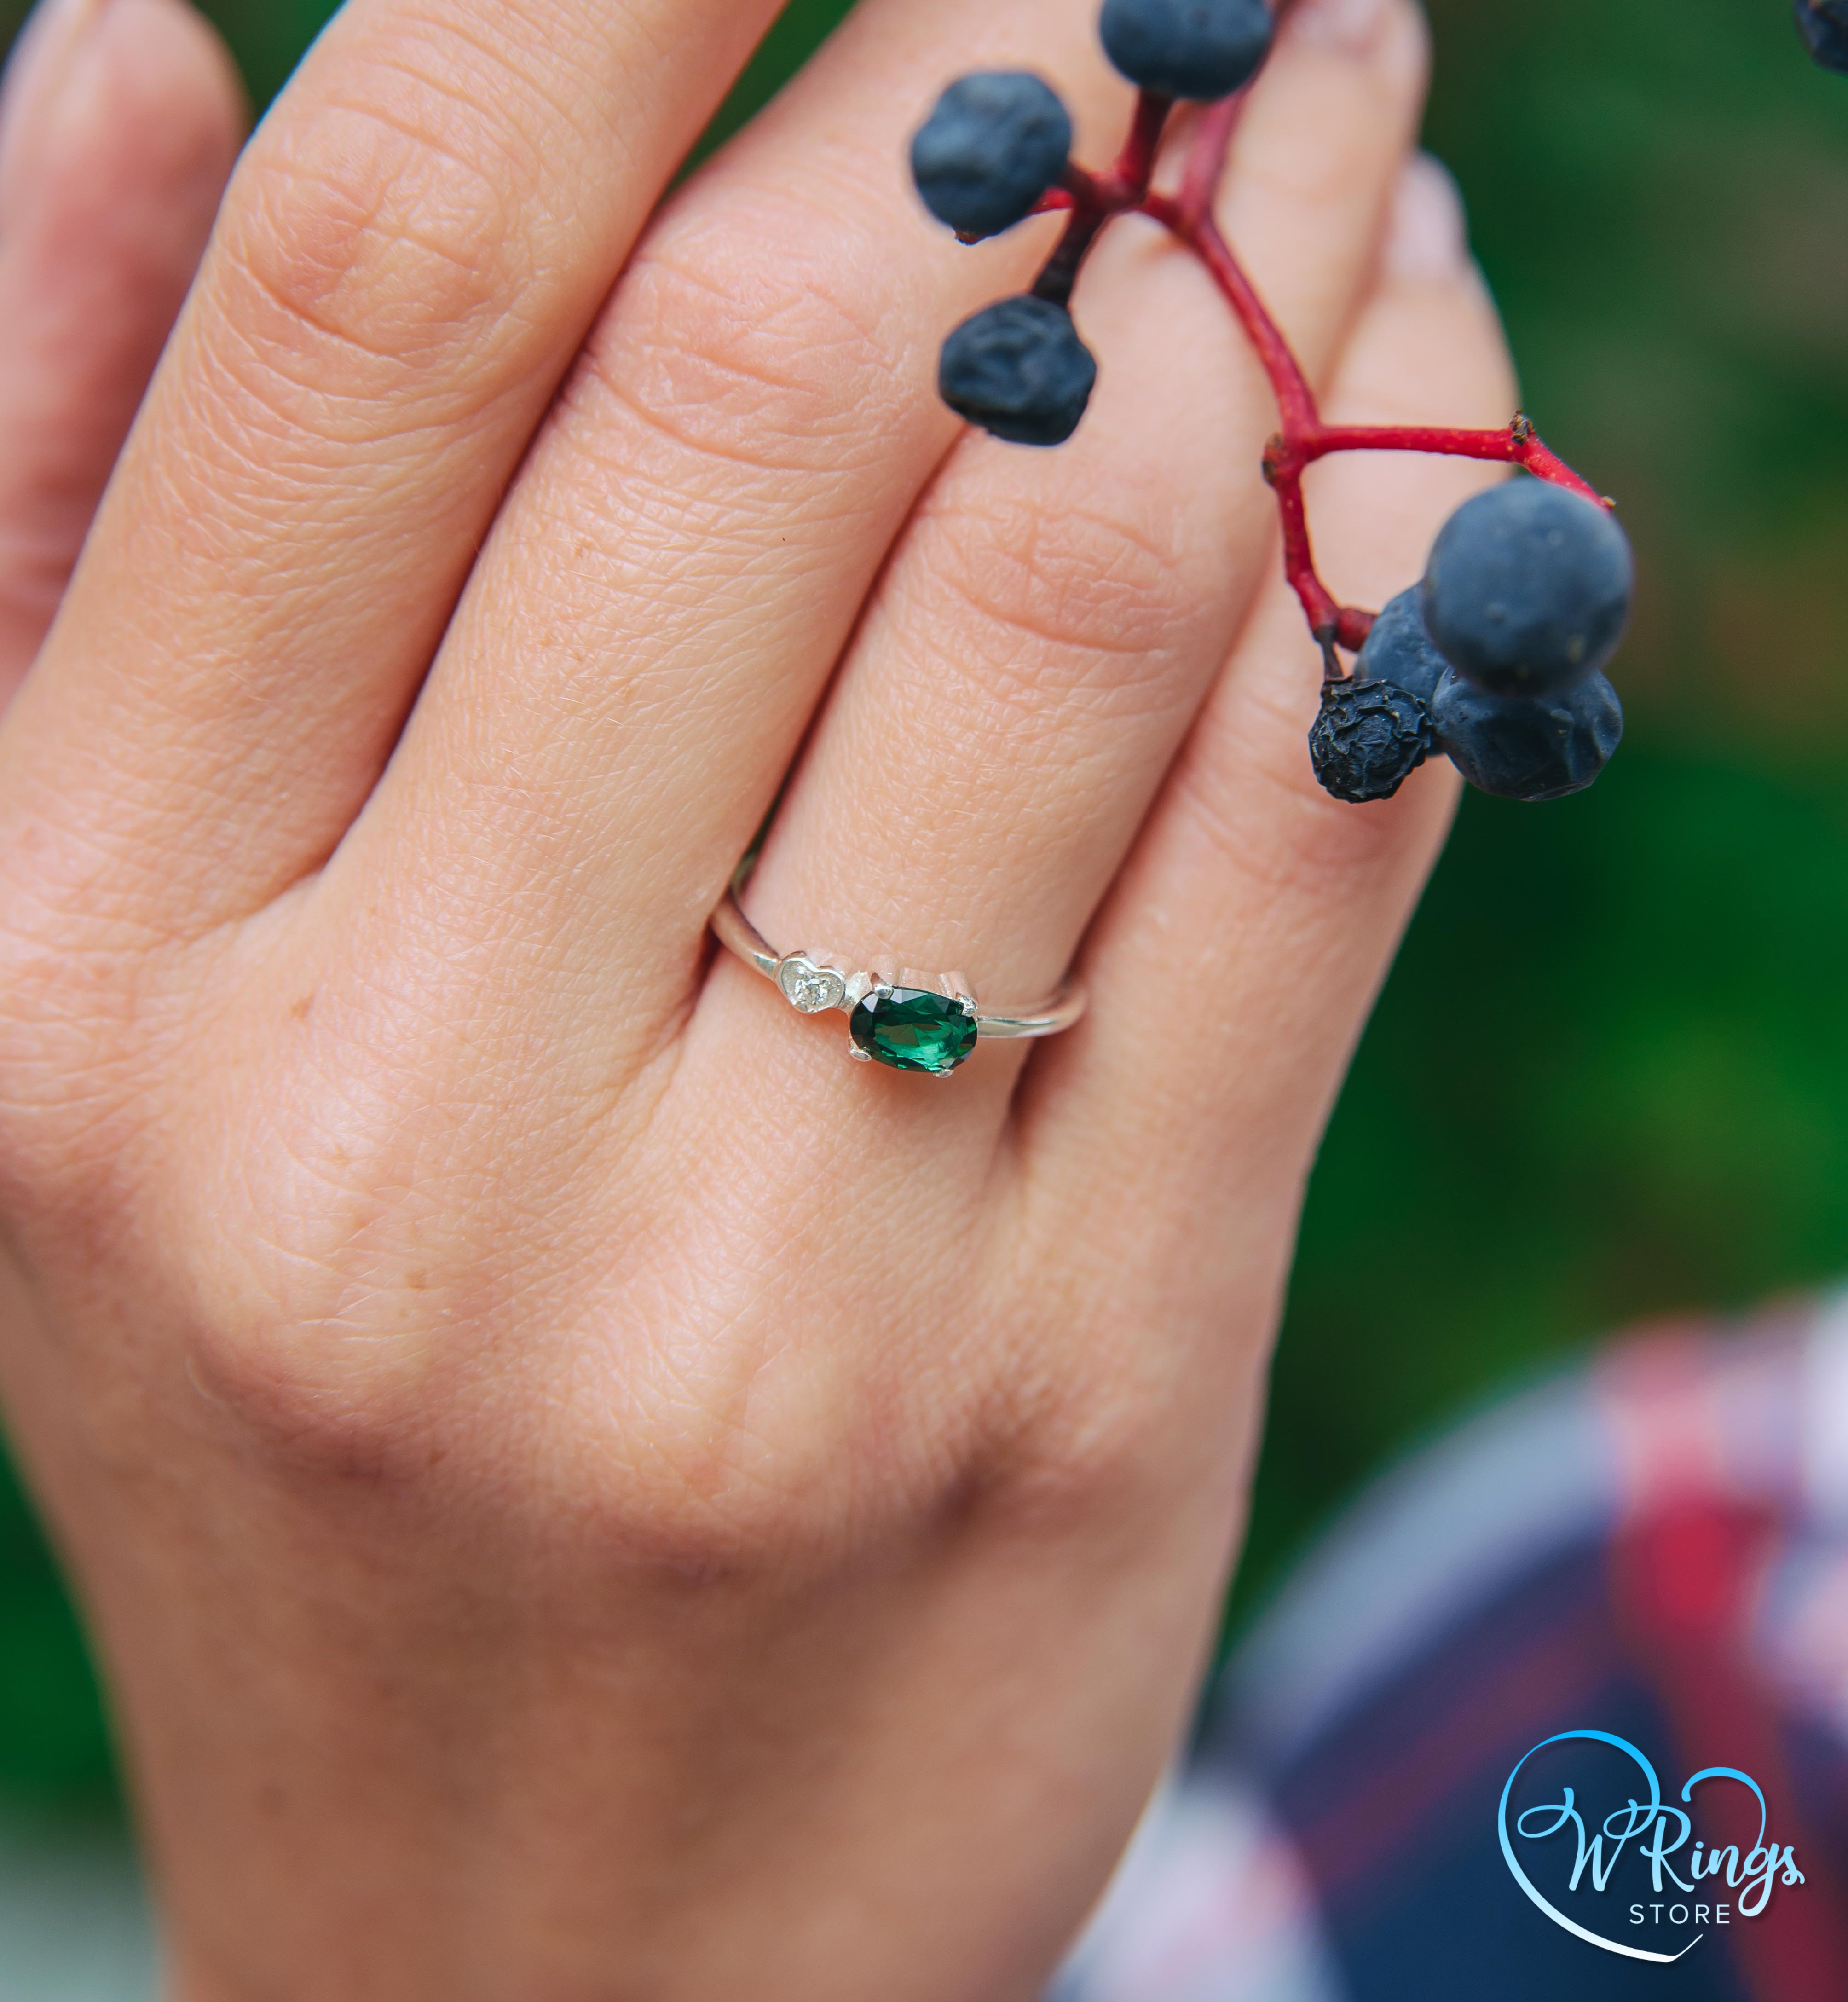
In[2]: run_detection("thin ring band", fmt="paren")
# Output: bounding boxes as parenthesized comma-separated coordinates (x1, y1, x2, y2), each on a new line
(710, 863, 1086, 1077)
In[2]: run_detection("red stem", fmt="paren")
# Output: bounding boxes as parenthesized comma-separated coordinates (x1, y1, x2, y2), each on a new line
(1301, 423, 1606, 505)
(1142, 198, 1318, 435)
(1015, 50, 1610, 660)
(1110, 88, 1175, 199)
(1178, 96, 1244, 226)
(1033, 92, 1172, 309)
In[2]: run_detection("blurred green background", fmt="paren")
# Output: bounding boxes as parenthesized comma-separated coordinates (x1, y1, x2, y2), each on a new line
(0, 0, 1844, 1808)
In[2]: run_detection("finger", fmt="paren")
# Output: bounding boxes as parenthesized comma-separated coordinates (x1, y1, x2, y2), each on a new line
(323, 0, 1145, 1062)
(0, 0, 790, 933)
(0, 0, 241, 706)
(724, 0, 1430, 1112)
(1029, 155, 1517, 1269)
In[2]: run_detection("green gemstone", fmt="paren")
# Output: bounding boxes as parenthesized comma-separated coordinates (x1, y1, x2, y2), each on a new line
(850, 988, 980, 1076)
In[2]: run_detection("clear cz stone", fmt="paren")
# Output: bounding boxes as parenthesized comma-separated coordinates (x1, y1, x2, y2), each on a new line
(777, 955, 846, 1014)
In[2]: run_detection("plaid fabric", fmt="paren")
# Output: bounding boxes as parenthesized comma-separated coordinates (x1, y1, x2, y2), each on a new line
(1053, 1294, 1848, 2001)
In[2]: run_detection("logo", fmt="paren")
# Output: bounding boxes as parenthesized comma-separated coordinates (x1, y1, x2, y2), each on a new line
(1498, 1730, 1806, 1963)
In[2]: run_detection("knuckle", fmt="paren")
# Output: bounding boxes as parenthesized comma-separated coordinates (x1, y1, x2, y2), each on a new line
(601, 1319, 922, 1580)
(213, 64, 543, 400)
(583, 208, 904, 486)
(583, 1406, 856, 1584)
(177, 1241, 476, 1490)
(184, 1316, 416, 1482)
(918, 488, 1202, 722)
(168, 1076, 529, 1481)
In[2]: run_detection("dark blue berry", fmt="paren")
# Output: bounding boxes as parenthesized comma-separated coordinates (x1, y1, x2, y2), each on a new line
(1355, 586, 1450, 707)
(1421, 480, 1633, 698)
(1796, 0, 1848, 74)
(1431, 667, 1624, 802)
(911, 74, 1074, 241)
(939, 296, 1097, 446)
(1099, 0, 1275, 101)
(1309, 677, 1433, 804)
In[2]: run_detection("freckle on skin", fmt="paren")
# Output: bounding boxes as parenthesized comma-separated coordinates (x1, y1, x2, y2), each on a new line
(290, 992, 315, 1020)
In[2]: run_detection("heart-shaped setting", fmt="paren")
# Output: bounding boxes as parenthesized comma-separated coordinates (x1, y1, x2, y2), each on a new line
(849, 988, 979, 1075)
(776, 955, 846, 1015)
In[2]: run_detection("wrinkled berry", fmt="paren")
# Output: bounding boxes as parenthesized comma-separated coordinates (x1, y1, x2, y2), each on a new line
(1355, 585, 1451, 707)
(1421, 480, 1633, 698)
(1431, 667, 1624, 802)
(1099, 0, 1275, 101)
(1309, 677, 1434, 804)
(1797, 0, 1848, 73)
(911, 73, 1074, 241)
(939, 296, 1097, 446)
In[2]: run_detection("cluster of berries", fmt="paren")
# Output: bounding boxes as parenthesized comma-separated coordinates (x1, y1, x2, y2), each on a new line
(1317, 483, 1628, 804)
(909, 0, 1637, 807)
(915, 0, 1276, 445)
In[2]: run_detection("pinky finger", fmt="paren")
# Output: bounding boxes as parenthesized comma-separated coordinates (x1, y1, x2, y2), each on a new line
(1023, 156, 1515, 1285)
(0, 0, 243, 706)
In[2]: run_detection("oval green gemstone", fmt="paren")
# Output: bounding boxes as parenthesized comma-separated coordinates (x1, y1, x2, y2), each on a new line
(850, 987, 980, 1075)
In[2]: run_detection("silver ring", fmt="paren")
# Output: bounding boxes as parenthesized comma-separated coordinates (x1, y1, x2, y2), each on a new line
(710, 862, 1086, 1078)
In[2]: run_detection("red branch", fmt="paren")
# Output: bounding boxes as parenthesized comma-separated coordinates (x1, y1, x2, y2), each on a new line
(1031, 91, 1173, 308)
(1026, 80, 1611, 671)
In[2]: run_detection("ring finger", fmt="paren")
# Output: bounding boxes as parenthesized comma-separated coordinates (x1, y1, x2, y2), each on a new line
(722, 0, 1429, 1114)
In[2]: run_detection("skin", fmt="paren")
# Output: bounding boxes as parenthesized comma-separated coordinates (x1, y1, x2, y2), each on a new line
(0, 0, 1514, 1994)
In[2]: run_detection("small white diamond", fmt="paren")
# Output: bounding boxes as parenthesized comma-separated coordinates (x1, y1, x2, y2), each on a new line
(777, 955, 845, 1014)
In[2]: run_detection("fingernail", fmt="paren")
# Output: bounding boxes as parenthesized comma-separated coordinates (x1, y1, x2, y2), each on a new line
(1288, 0, 1395, 55)
(0, 0, 113, 208)
(1382, 152, 1470, 282)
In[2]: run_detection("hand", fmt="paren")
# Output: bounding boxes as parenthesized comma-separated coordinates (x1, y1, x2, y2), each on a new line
(0, 0, 1511, 1995)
